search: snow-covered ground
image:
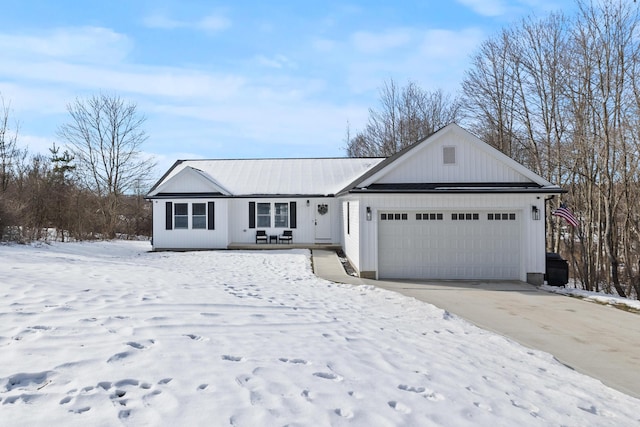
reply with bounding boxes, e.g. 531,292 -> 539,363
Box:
1,241 -> 638,426
542,284 -> 640,313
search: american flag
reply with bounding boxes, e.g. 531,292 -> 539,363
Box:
552,204 -> 579,227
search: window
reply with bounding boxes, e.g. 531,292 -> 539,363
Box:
453,212 -> 479,221
174,203 -> 188,229
192,203 -> 206,229
347,202 -> 351,234
257,203 -> 271,227
443,146 -> 456,165
488,213 -> 517,221
251,202 -> 296,229
380,212 -> 408,221
274,203 -> 289,228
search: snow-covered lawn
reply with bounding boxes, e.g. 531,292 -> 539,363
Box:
542,284 -> 640,313
1,241 -> 638,426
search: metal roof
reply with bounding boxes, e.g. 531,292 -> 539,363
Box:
148,158 -> 385,197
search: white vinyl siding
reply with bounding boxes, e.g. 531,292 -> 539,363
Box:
374,128 -> 532,184
152,199 -> 228,250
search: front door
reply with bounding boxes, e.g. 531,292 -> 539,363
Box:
315,203 -> 331,241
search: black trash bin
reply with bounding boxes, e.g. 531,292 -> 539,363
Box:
545,252 -> 568,286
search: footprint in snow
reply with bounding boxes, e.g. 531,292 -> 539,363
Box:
5,371 -> 53,391
98,381 -> 112,390
184,334 -> 205,341
398,384 -> 426,393
115,379 -> 139,387
388,400 -> 411,414
279,357 -> 309,365
126,341 -> 145,350
313,372 -> 343,381
474,401 -> 493,411
222,355 -> 243,362
335,408 -> 354,418
425,391 -> 445,401
107,351 -> 132,363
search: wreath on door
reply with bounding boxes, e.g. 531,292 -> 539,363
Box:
317,204 -> 328,215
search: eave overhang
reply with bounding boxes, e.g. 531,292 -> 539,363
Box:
348,182 -> 565,194
145,193 -> 336,200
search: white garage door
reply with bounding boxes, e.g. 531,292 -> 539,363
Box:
378,211 -> 521,280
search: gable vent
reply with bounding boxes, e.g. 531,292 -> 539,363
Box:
443,146 -> 456,165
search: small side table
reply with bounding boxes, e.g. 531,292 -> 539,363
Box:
269,235 -> 278,244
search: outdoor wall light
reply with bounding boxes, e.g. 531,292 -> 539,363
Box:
366,206 -> 372,221
306,200 -> 310,206
532,205 -> 540,220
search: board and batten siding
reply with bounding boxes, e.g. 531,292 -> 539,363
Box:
354,193 -> 548,281
342,199 -> 361,274
227,198 -> 343,245
376,131 -> 531,184
151,198 -> 229,250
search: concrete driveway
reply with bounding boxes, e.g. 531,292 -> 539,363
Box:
312,250 -> 640,399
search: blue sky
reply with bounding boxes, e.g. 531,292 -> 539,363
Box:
1,0 -> 576,176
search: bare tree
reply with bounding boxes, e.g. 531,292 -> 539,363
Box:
462,0 -> 640,298
346,79 -> 462,157
0,95 -> 26,240
58,94 -> 156,238
0,96 -> 22,193
462,29 -> 519,159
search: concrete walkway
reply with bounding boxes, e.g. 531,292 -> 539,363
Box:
311,249 -> 640,399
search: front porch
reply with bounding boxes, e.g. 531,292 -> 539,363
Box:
227,242 -> 342,251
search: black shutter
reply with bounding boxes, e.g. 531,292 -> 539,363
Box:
290,201 -> 297,228
249,202 -> 256,228
165,202 -> 173,230
207,202 -> 215,230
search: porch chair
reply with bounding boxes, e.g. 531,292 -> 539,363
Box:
279,230 -> 293,244
256,230 -> 268,244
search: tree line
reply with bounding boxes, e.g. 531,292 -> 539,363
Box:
346,0 -> 640,299
0,94 -> 155,243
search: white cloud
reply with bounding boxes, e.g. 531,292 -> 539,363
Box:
142,14 -> 183,30
419,28 -> 484,60
351,29 -> 413,54
18,133 -> 56,156
197,14 -> 232,32
254,54 -> 297,69
0,27 -> 132,63
0,57 -> 246,101
142,12 -> 231,33
456,0 -> 508,17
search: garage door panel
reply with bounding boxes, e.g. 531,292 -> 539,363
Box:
379,211 -> 521,280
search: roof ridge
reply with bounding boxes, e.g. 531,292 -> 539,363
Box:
178,157 -> 385,162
